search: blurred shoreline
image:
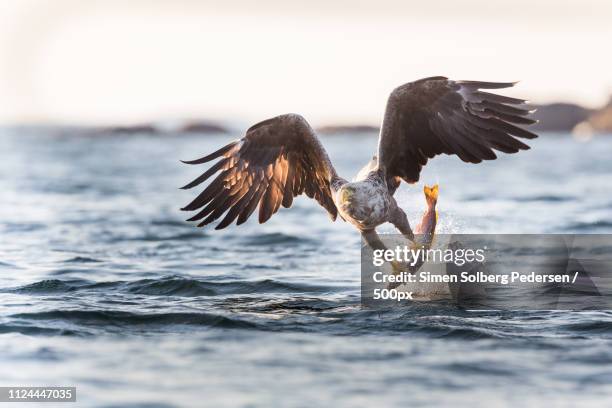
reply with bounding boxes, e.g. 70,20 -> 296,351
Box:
316,97 -> 612,137
2,97 -> 612,138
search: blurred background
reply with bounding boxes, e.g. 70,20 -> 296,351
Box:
1,1 -> 612,407
1,0 -> 612,134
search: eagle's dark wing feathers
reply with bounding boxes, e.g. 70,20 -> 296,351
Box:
181,114 -> 338,229
378,76 -> 537,186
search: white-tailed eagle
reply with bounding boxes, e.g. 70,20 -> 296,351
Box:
180,76 -> 537,256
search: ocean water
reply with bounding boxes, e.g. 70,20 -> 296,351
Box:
1,128 -> 612,407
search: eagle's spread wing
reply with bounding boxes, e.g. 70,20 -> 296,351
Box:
378,76 -> 537,187
181,114 -> 338,229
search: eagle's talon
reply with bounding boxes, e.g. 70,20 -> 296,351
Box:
391,260 -> 406,275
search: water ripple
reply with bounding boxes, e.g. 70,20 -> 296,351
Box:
10,310 -> 259,330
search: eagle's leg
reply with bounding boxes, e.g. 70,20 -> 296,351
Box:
388,206 -> 415,243
361,228 -> 387,251
361,229 -> 405,276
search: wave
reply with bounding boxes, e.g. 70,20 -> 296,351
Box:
563,220 -> 612,232
2,222 -> 46,233
514,195 -> 575,203
240,233 -> 313,246
0,323 -> 84,336
10,310 -> 259,330
463,194 -> 575,203
64,256 -> 103,263
8,279 -> 90,294
439,361 -> 518,376
121,231 -> 206,242
462,194 -> 488,202
7,276 -> 342,297
149,219 -> 188,227
50,268 -> 95,276
559,320 -> 612,335
126,277 -> 340,296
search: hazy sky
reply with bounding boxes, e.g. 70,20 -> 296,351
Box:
1,0 -> 611,125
